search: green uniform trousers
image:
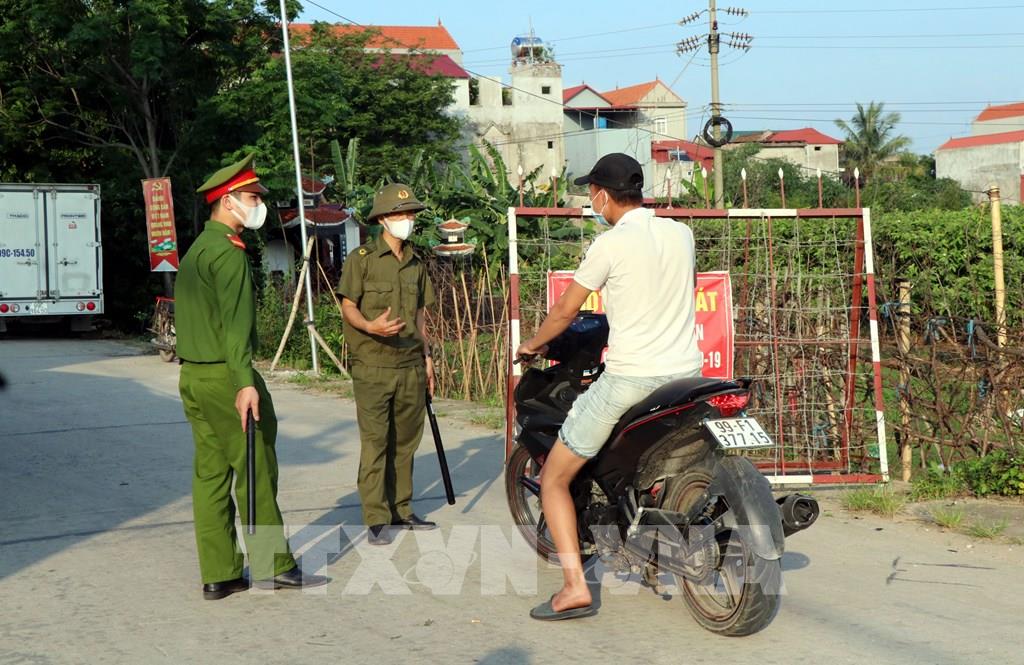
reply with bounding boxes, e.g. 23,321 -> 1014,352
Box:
351,363 -> 427,526
179,363 -> 296,584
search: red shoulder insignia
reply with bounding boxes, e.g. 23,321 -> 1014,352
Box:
226,234 -> 246,250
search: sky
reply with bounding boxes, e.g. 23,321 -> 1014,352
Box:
296,1 -> 1024,154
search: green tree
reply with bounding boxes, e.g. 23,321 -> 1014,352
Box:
0,0 -> 288,180
0,0 -> 291,324
834,101 -> 912,181
215,24 -> 463,195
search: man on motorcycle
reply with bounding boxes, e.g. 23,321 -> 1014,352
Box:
516,153 -> 703,620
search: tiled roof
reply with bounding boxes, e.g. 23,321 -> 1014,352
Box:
602,81 -> 660,106
937,130 -> 1024,150
402,54 -> 469,78
767,128 -> 842,145
563,84 -> 612,105
280,206 -> 352,225
976,102 -> 1024,123
732,128 -> 841,146
290,23 -> 460,51
652,140 -> 714,169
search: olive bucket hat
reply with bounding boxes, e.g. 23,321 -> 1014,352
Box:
366,183 -> 426,224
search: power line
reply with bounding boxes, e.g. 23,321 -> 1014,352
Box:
755,44 -> 1024,49
756,3 -> 1024,13
755,31 -> 1024,39
296,2 -> 712,143
461,22 -> 680,54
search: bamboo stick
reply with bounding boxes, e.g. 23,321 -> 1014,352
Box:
270,236 -> 315,372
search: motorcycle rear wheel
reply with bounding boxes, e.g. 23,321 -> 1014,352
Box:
663,467 -> 782,636
504,445 -> 595,565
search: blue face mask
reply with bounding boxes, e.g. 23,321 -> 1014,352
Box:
590,190 -> 610,226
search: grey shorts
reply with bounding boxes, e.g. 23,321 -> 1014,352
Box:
559,371 -> 696,459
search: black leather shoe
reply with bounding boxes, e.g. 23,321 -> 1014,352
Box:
254,566 -> 330,590
202,577 -> 248,600
367,524 -> 394,545
391,514 -> 437,530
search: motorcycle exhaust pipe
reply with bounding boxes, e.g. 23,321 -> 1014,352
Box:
777,493 -> 820,537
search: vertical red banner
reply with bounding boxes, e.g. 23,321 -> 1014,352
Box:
142,178 -> 179,272
694,271 -> 734,379
547,270 -> 734,379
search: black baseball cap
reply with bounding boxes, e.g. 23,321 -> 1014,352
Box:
573,153 -> 644,191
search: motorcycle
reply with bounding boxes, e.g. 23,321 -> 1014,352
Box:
505,313 -> 819,636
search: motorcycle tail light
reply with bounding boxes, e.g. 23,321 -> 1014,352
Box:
706,392 -> 749,417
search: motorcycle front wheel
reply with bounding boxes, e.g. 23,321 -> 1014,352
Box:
663,466 -> 782,636
504,444 -> 595,566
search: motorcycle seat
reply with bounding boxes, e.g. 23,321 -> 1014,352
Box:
609,377 -> 738,440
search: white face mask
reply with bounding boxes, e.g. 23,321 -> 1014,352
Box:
589,190 -> 610,226
228,195 -> 267,230
383,217 -> 414,241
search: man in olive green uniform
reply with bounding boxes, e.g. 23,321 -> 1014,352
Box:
337,183 -> 438,545
176,154 -> 328,599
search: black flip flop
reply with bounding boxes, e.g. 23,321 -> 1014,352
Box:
529,595 -> 597,621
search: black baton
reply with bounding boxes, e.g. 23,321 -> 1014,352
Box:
246,410 -> 256,535
426,392 -> 456,505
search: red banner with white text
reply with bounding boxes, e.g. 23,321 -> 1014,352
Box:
546,270 -> 733,379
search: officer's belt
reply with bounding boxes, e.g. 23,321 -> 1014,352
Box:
178,358 -> 227,365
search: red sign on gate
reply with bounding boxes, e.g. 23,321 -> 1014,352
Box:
142,178 -> 179,272
547,270 -> 734,379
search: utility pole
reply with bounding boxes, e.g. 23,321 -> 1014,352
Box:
987,185 -> 1007,351
708,0 -> 724,208
677,4 -> 750,209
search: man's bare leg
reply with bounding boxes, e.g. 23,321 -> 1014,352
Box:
540,440 -> 592,611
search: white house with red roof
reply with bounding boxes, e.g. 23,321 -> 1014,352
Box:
971,102 -> 1024,137
292,22 -> 568,180
937,103 -> 1024,204
562,79 -> 688,196
563,79 -> 687,140
291,21 -> 472,110
650,140 -> 715,195
726,128 -> 842,175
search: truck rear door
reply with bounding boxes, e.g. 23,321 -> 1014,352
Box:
0,186 -> 46,300
46,187 -> 102,300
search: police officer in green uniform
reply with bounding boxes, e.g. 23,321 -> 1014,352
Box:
176,154 -> 329,599
337,183 -> 438,545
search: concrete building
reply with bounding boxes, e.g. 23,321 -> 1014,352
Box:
563,80 -> 687,139
936,131 -> 1024,204
650,140 -> 715,198
563,80 -> 688,197
971,102 -> 1024,136
937,103 -> 1024,204
466,59 -> 565,182
297,22 -> 567,181
725,128 -> 842,174
291,22 -> 472,112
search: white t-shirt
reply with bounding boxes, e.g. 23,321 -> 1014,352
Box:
573,207 -> 703,377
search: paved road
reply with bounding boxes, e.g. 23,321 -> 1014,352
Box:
1,339 -> 1022,664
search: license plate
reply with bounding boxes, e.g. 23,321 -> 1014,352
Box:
705,417 -> 774,450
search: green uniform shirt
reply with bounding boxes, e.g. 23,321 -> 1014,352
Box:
175,220 -> 257,390
337,234 -> 435,368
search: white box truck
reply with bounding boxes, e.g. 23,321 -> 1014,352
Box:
0,183 -> 104,332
